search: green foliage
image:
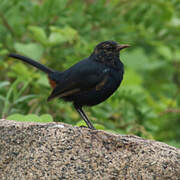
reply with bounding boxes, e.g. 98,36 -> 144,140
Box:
0,0 -> 180,147
0,79 -> 36,117
7,114 -> 53,122
76,120 -> 106,130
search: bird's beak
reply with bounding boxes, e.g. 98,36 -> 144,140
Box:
117,44 -> 130,51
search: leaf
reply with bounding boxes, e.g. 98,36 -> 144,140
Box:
8,63 -> 36,80
76,120 -> 87,127
121,48 -> 150,71
175,49 -> 180,61
48,26 -> 78,46
40,114 -> 53,122
94,123 -> 105,130
0,81 -> 10,89
48,32 -> 66,45
76,121 -> 105,130
3,79 -> 20,116
25,114 -> 41,122
7,113 -> 53,123
7,114 -> 25,122
124,68 -> 143,85
14,43 -> 44,60
14,95 -> 36,105
0,49 -> 8,55
37,74 -> 50,87
0,95 -> 6,101
170,17 -> 180,27
28,26 -> 48,46
121,68 -> 143,93
156,45 -> 172,60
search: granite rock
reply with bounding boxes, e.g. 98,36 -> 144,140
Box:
0,119 -> 179,180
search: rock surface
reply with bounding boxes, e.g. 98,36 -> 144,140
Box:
0,119 -> 179,180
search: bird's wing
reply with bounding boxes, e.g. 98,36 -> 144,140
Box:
47,60 -> 110,101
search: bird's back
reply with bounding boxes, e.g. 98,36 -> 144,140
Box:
62,58 -> 124,106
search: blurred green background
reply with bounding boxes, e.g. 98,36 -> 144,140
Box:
0,0 -> 180,147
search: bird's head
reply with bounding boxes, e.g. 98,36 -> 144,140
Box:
92,41 -> 130,66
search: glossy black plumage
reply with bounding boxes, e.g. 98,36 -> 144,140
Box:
9,41 -> 130,130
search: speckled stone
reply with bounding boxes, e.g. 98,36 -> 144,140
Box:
0,120 -> 179,180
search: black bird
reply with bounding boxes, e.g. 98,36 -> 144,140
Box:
9,41 -> 130,130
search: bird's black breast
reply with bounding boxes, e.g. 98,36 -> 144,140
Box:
62,61 -> 124,107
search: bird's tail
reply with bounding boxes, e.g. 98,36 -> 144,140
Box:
8,53 -> 54,74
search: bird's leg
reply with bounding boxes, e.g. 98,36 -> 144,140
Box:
74,104 -> 96,130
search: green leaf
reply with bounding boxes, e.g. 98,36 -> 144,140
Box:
40,114 -> 53,122
0,49 -> 8,55
7,114 -> 53,123
121,48 -> 151,71
14,43 -> 44,60
25,114 -> 41,122
94,123 -> 105,130
37,74 -> 49,87
48,26 -> 78,46
0,81 -> 10,89
7,114 -> 25,122
48,32 -> 66,45
0,95 -> 6,101
76,121 -> 105,130
76,120 -> 87,127
28,26 -> 48,46
156,45 -> 172,60
121,68 -> 143,93
170,17 -> 180,27
14,95 -> 36,105
37,74 -> 50,87
175,49 -> 180,61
